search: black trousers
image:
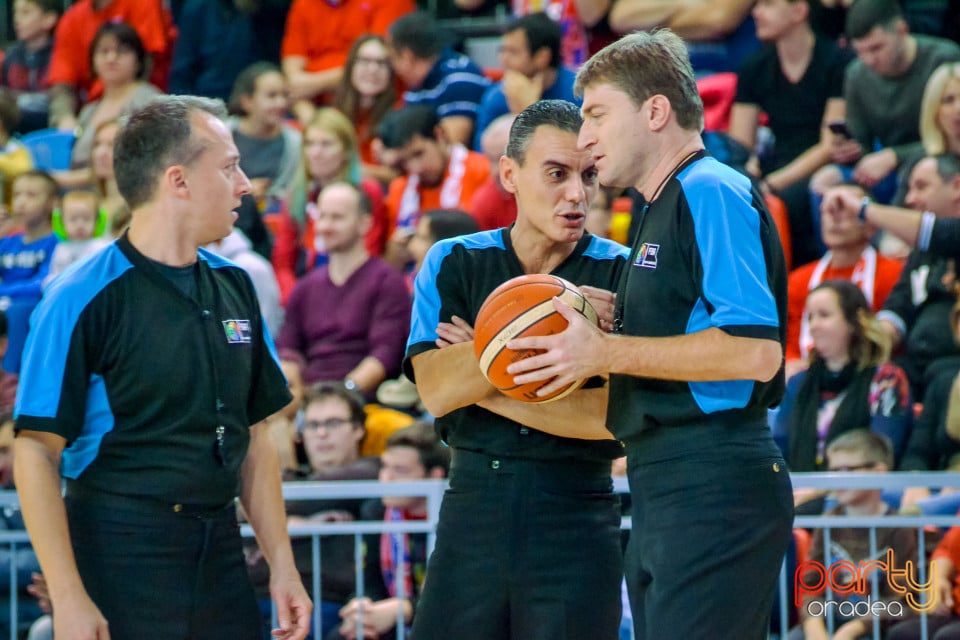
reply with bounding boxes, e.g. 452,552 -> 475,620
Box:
624,421 -> 794,640
411,449 -> 623,640
65,489 -> 262,640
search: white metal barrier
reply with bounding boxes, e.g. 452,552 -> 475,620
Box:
1,473 -> 960,640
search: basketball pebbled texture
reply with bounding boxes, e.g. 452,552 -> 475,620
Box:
474,274 -> 598,403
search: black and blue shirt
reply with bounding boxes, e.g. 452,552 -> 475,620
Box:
404,227 -> 629,462
608,153 -> 787,440
14,234 -> 291,507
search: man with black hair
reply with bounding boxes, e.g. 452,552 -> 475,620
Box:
378,105 -> 490,270
386,11 -> 491,146
473,12 -> 580,150
810,0 -> 960,205
404,99 -> 629,640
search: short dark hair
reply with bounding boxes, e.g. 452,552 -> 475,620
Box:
0,89 -> 21,135
388,11 -> 448,59
422,208 -> 479,242
13,169 -> 59,201
302,382 -> 367,428
228,61 -> 283,115
385,421 -> 450,474
377,105 -> 439,149
113,95 -> 228,210
505,99 -> 582,165
506,12 -> 562,69
89,21 -> 149,81
846,0 -> 904,39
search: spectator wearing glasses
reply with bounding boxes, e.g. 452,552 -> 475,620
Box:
793,429 -> 921,640
247,383 -> 381,638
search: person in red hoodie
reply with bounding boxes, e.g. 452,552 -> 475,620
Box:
46,0 -> 174,128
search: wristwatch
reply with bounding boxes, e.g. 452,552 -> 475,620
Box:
858,196 -> 871,223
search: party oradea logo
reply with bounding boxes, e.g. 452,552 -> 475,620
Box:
795,549 -> 939,617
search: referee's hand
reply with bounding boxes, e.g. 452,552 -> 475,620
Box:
54,590 -> 110,639
270,575 -> 312,640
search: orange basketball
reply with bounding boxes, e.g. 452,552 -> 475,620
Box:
473,274 -> 598,403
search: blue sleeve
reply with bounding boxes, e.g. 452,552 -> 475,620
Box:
406,243 -> 448,355
15,247 -> 130,435
683,162 -> 780,339
473,85 -> 508,150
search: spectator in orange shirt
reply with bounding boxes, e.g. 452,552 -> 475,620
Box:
281,0 -> 415,125
378,105 -> 489,271
785,184 -> 903,380
46,0 -> 173,129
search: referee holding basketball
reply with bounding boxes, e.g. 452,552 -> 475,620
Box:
509,32 -> 793,639
404,99 -> 629,640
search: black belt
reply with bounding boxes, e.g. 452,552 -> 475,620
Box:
65,481 -> 235,518
450,448 -> 612,486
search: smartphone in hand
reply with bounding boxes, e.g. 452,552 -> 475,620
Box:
827,120 -> 853,139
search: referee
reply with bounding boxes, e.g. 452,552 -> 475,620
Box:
13,96 -> 311,640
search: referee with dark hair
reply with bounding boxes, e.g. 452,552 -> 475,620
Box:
405,99 -> 630,640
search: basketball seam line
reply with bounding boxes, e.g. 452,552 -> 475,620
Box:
477,291 -> 586,374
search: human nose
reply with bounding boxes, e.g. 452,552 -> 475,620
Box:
236,167 -> 253,197
904,189 -> 922,210
565,178 -> 587,205
577,125 -> 595,151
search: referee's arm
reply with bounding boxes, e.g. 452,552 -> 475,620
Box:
240,422 -> 312,640
411,343 -> 495,417
14,430 -> 110,639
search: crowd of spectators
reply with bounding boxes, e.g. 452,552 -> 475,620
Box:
4,0 -> 960,637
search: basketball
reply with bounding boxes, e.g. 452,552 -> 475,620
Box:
473,274 -> 598,403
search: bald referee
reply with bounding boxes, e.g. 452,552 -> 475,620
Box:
403,99 -> 629,640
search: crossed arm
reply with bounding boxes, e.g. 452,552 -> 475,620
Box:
411,316 -> 615,440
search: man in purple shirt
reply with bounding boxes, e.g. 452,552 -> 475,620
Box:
277,182 -> 410,396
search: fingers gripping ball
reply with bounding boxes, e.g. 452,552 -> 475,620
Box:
473,274 -> 598,403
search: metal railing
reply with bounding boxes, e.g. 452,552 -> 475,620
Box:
2,473 -> 960,640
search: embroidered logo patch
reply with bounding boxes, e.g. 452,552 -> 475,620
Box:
634,243 -> 660,269
222,319 -> 252,344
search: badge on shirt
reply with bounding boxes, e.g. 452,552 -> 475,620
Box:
222,319 -> 252,344
634,243 -> 660,269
